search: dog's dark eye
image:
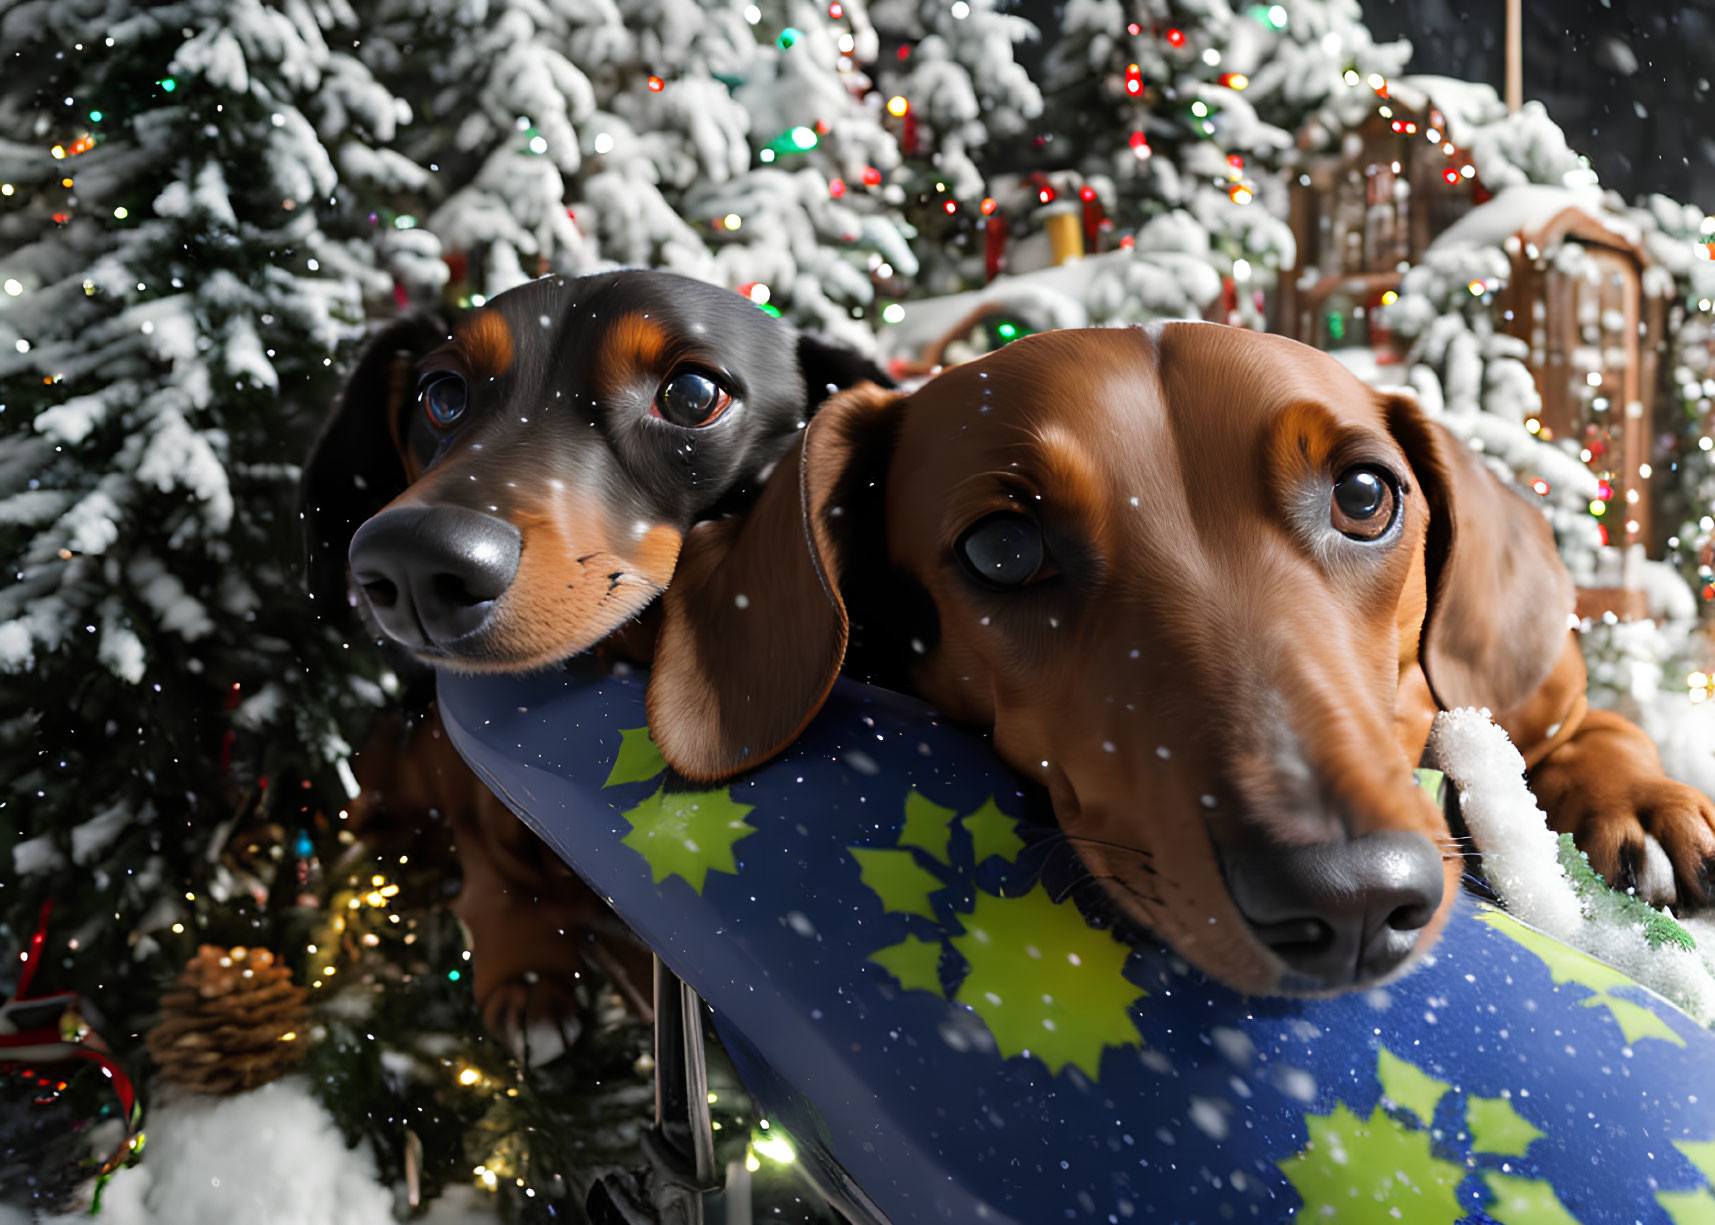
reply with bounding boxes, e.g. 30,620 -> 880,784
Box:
421,374 -> 467,429
1330,467 -> 1397,540
654,370 -> 733,428
957,513 -> 1045,587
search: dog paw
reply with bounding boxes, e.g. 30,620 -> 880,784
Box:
1561,778 -> 1715,912
481,974 -> 585,1067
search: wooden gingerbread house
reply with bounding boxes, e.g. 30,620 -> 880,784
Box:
1423,186 -> 1673,618
1279,90 -> 1481,352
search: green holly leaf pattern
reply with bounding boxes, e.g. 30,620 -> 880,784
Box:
1467,1094 -> 1544,1158
1658,1189 -> 1715,1225
1478,910 -> 1637,993
898,790 -> 956,864
949,883 -> 1143,1078
961,797 -> 1026,867
1676,1139 -> 1715,1183
1483,1171 -> 1581,1225
1413,767 -> 1446,806
1579,993 -> 1686,1048
604,726 -> 667,788
620,786 -> 755,893
851,847 -> 946,920
869,933 -> 945,994
1376,1047 -> 1448,1126
1479,909 -> 1684,1047
1278,1101 -> 1466,1224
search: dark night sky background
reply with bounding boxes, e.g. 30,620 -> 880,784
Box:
1358,0 -> 1715,209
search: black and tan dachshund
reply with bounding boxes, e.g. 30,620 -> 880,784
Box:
302,269 -> 888,1057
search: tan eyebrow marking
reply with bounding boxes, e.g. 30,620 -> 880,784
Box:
453,309 -> 515,380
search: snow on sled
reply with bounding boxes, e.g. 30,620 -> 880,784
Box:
439,663 -> 1715,1225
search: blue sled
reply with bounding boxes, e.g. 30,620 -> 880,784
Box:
440,663 -> 1715,1225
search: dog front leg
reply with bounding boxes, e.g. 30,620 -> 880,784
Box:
1507,635 -> 1715,910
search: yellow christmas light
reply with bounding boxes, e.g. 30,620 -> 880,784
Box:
886,95 -> 909,117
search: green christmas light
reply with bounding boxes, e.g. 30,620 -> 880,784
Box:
159,77 -> 176,92
996,321 -> 1019,340
763,125 -> 820,158
777,26 -> 801,49
89,109 -> 103,122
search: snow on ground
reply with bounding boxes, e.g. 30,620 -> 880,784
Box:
23,1077 -> 502,1225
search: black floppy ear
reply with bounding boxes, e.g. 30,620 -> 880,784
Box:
1383,393 -> 1575,717
647,382 -> 907,781
300,314 -> 450,619
796,331 -> 895,413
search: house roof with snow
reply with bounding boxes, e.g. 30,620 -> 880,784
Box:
1425,183 -> 1651,264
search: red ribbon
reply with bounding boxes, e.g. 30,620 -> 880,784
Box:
1,899 -> 143,1178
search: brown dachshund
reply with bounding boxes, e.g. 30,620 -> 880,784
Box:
301,270 -> 889,1052
641,323 -> 1715,996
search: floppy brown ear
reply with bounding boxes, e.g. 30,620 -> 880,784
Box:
646,382 -> 907,781
1384,394 -> 1575,716
300,314 -> 449,620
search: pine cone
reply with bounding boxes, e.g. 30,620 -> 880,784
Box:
145,945 -> 310,1095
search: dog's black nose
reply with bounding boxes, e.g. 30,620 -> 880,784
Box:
1224,830 -> 1445,990
348,506 -> 521,648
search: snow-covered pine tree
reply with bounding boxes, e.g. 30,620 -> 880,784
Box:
0,0 -> 466,1212
1627,194 -> 1715,609
353,0 -> 925,349
0,0 -> 390,981
1021,0 -> 1407,325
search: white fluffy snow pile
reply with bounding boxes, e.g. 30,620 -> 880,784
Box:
9,1077 -> 494,1225
1429,708 -> 1715,1024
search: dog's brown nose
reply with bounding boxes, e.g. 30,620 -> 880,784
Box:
349,506 -> 521,649
1222,830 -> 1445,991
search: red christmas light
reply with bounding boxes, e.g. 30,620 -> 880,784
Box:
897,44 -> 911,59
1390,120 -> 1403,132
861,165 -> 882,186
1119,234 -> 1136,250
1531,479 -> 1550,496
829,177 -> 847,198
980,197 -> 998,215
1443,168 -> 1460,184
1227,153 -> 1244,169
1127,21 -> 1140,35
1129,131 -> 1149,149
1079,185 -> 1096,202
1166,27 -> 1185,47
829,1 -> 843,15
943,199 -> 957,214
1597,479 -> 1613,501
1038,187 -> 1054,204
647,75 -> 664,92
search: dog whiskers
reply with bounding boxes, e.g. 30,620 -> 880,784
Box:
1086,872 -> 1163,910
1056,831 -> 1159,874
